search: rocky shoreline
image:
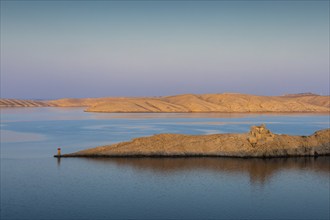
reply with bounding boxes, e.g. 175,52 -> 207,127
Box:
56,125 -> 330,158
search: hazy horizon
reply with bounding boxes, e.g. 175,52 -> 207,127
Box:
1,1 -> 329,99
1,92 -> 329,101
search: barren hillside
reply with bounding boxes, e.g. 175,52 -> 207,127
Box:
50,93 -> 330,113
2,93 -> 329,112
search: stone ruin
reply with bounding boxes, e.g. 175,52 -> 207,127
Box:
248,124 -> 275,146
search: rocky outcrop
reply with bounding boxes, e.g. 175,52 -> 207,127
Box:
58,125 -> 330,158
248,124 -> 275,146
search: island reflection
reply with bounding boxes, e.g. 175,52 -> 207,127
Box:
79,157 -> 330,184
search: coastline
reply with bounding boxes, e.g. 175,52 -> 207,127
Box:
55,154 -> 330,158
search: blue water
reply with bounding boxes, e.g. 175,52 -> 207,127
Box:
1,108 -> 329,219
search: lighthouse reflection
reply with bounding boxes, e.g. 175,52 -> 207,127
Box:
57,157 -> 61,167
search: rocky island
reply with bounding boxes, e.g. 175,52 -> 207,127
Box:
56,125 -> 330,158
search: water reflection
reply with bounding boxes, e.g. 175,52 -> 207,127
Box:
57,157 -> 61,167
2,107 -> 328,122
79,157 -> 330,184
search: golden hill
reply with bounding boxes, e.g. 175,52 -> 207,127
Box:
48,93 -> 330,113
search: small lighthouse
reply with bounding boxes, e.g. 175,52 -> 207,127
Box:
57,148 -> 61,157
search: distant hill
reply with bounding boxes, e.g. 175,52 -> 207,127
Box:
283,93 -> 320,97
0,99 -> 53,107
46,93 -> 330,113
1,93 -> 329,112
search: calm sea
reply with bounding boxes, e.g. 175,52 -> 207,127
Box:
1,108 -> 329,219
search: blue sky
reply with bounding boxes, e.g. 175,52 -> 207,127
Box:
1,0 -> 329,99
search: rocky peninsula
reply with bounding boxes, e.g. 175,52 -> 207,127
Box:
57,125 -> 330,158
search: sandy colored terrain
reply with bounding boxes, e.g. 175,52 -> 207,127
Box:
48,93 -> 330,113
59,125 -> 330,158
1,93 -> 329,113
0,99 -> 53,107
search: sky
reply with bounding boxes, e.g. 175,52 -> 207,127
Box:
1,0 -> 329,99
